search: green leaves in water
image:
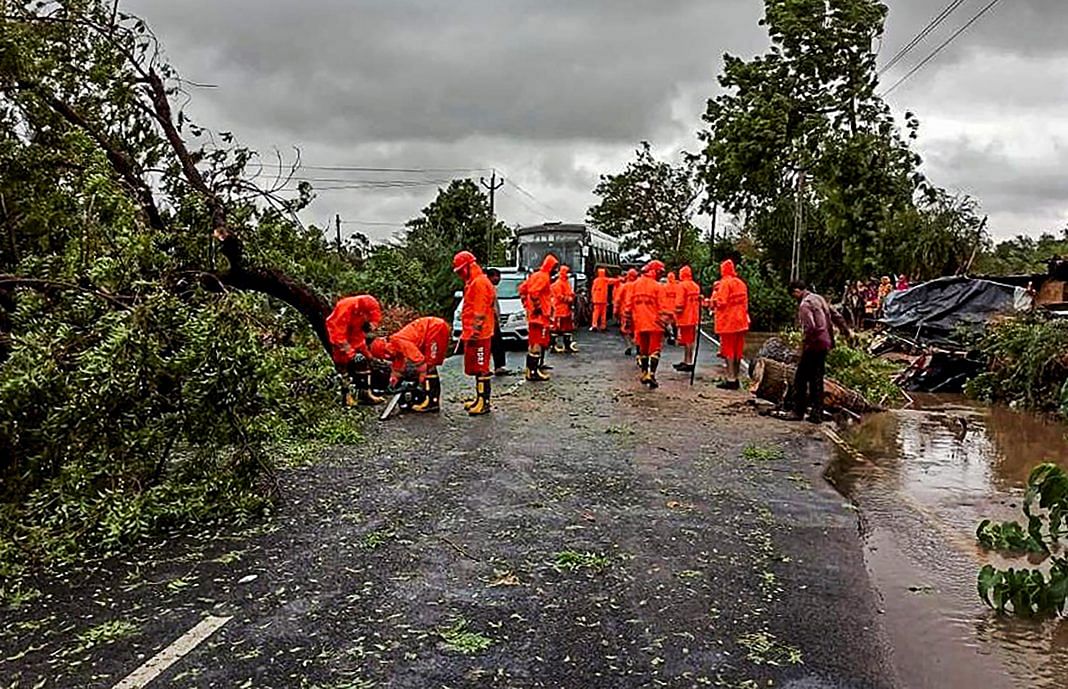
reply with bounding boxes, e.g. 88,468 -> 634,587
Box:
976,463 -> 1068,616
976,520 -> 1045,554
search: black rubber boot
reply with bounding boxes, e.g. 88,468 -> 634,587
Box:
468,376 -> 492,415
640,356 -> 651,386
526,354 -> 550,381
412,374 -> 440,413
565,334 -> 579,353
355,371 -> 384,406
648,355 -> 660,389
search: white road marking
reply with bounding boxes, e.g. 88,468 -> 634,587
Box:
113,615 -> 232,689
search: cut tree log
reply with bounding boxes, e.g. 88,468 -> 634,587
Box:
749,357 -> 884,414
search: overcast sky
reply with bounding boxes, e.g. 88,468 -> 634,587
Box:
124,0 -> 1067,243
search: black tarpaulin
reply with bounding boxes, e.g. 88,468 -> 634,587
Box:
880,276 -> 1030,346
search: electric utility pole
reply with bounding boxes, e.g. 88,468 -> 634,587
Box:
335,214 -> 343,254
790,172 -> 806,283
480,170 -> 504,263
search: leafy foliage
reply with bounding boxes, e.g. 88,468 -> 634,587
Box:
976,229 -> 1068,276
0,1 -> 374,599
977,464 -> 1068,616
438,618 -> 495,655
588,142 -> 702,266
825,344 -> 905,406
965,315 -> 1068,418
550,550 -> 612,573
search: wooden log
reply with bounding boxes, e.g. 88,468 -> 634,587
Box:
749,357 -> 884,414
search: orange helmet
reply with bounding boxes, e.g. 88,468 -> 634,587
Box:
452,251 -> 477,273
645,260 -> 665,276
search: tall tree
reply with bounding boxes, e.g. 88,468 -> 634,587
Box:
697,0 -> 923,286
588,141 -> 701,267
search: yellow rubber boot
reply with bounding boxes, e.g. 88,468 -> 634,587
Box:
468,376 -> 492,416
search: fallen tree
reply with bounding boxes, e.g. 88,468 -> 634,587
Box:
749,358 -> 885,415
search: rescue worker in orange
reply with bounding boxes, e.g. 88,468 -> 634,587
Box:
673,265 -> 702,373
368,316 -> 450,413
518,253 -> 558,381
628,260 -> 671,389
326,294 -> 384,406
711,259 -> 750,390
551,265 -> 579,353
615,268 -> 638,356
662,271 -> 680,345
453,251 -> 496,415
589,267 -> 612,332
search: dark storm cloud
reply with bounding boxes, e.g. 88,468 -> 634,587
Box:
124,0 -> 1068,240
128,0 -> 764,144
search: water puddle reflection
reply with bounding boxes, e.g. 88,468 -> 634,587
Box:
829,397 -> 1068,688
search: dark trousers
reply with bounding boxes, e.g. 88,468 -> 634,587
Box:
492,325 -> 506,370
794,348 -> 828,418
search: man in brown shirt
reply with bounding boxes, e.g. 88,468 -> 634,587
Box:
789,280 -> 851,423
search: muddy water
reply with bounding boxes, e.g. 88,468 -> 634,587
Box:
829,397 -> 1068,689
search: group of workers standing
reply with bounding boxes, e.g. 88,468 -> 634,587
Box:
323,250 -> 844,423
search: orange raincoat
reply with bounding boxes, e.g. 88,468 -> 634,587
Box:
615,269 -> 638,331
519,254 -> 558,328
675,266 -> 702,327
551,265 -> 575,321
326,294 -> 382,364
591,268 -> 610,305
712,259 -> 749,335
629,267 -> 669,334
460,264 -> 496,341
371,316 -> 450,384
661,272 -> 679,322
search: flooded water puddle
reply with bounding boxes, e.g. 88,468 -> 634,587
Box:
828,397 -> 1068,688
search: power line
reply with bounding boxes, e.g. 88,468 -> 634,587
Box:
259,163 -> 489,173
497,186 -> 553,220
504,178 -> 565,218
879,0 -> 969,76
881,0 -> 1005,98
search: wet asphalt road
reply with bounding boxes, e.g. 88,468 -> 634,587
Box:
2,332 -> 897,689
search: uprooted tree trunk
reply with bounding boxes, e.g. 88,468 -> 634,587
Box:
750,357 -> 884,414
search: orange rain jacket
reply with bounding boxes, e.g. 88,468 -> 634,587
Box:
615,269 -> 638,322
712,259 -> 750,335
591,268 -> 611,305
374,316 -> 450,383
675,266 -> 702,327
460,264 -> 496,341
519,254 -> 558,328
551,265 -> 575,319
326,294 -> 382,364
629,266 -> 670,334
661,272 -> 679,321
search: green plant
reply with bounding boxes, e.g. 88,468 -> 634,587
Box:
976,464 -> 1068,616
741,444 -> 784,462
737,631 -> 803,667
965,316 -> 1068,419
825,345 -> 905,406
550,550 -> 612,573
438,617 -> 494,655
77,619 -> 140,648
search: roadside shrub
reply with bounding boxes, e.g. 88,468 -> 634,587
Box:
0,289 -> 352,585
965,315 -> 1068,418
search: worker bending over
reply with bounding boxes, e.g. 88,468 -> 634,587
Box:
326,294 -> 384,406
369,316 -> 450,414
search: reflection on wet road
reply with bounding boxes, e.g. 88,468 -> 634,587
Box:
829,397 -> 1068,689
